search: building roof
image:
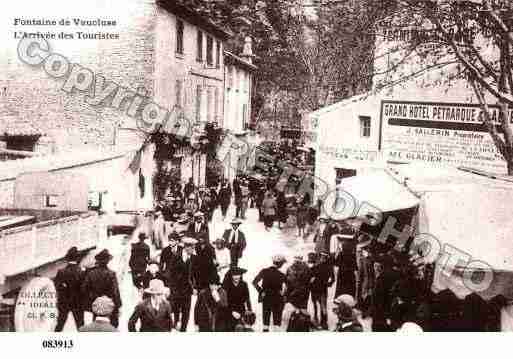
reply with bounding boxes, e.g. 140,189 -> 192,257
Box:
0,104 -> 43,137
157,0 -> 232,40
0,147 -> 135,182
224,51 -> 257,72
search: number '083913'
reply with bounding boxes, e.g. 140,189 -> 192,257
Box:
42,340 -> 74,349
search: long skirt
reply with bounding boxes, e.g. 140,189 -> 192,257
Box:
335,270 -> 356,298
264,215 -> 274,228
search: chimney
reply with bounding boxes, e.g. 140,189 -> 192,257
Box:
241,36 -> 254,64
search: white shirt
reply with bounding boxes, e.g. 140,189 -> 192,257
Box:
215,248 -> 231,278
229,229 -> 239,244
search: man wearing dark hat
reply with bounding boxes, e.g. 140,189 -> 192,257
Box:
162,235 -> 195,332
253,255 -> 288,332
79,296 -> 117,332
54,246 -> 85,331
309,251 -> 335,329
129,232 -> 151,289
128,279 -> 174,332
222,267 -> 252,331
194,272 -> 230,331
218,180 -> 232,221
370,254 -> 395,332
191,234 -> 217,291
81,249 -> 122,328
222,218 -> 247,267
313,215 -> 338,254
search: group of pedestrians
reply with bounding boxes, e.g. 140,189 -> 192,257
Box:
54,246 -> 122,332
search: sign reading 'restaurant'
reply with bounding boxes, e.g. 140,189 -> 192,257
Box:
380,100 -> 508,173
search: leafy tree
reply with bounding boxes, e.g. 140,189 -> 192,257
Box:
370,0 -> 513,174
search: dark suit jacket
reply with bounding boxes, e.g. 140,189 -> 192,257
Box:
187,222 -> 210,241
81,265 -> 122,311
194,288 -> 231,331
54,263 -> 85,310
222,229 -> 246,259
79,319 -> 118,332
128,299 -> 173,332
129,242 -> 150,272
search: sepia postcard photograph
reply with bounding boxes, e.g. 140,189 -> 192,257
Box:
1,1 -> 513,354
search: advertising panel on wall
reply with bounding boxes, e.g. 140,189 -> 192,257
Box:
380,100 -> 509,174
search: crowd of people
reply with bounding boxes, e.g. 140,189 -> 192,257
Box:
53,150 -> 434,333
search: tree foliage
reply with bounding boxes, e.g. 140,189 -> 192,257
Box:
372,0 -> 513,174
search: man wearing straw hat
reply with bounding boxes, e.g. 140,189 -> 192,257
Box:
128,279 -> 174,332
222,218 -> 247,267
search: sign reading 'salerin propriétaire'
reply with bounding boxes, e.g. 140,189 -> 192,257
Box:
380,100 -> 509,174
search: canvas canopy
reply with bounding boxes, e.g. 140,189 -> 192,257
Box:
392,164 -> 513,301
330,169 -> 420,220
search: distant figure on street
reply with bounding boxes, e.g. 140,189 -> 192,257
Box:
239,180 -> 250,219
78,296 -> 118,332
81,249 -> 122,328
129,233 -> 150,289
233,176 -> 242,218
276,191 -> 288,229
218,181 -> 232,221
253,255 -> 288,332
54,247 -> 85,331
222,218 -> 247,267
128,279 -> 174,332
261,191 -> 277,230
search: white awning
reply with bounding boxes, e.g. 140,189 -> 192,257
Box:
332,169 -> 420,219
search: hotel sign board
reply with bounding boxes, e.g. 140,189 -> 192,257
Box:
380,100 -> 508,173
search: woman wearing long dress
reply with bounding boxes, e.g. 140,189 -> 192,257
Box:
334,240 -> 358,298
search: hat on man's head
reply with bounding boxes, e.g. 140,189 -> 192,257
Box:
230,218 -> 242,225
208,272 -> 221,285
95,249 -> 113,263
334,294 -> 356,308
144,279 -> 168,295
194,211 -> 204,218
182,237 -> 198,246
64,246 -> 80,262
178,213 -> 189,223
138,232 -> 147,241
230,267 -> 248,276
272,254 -> 286,264
92,296 -> 115,316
